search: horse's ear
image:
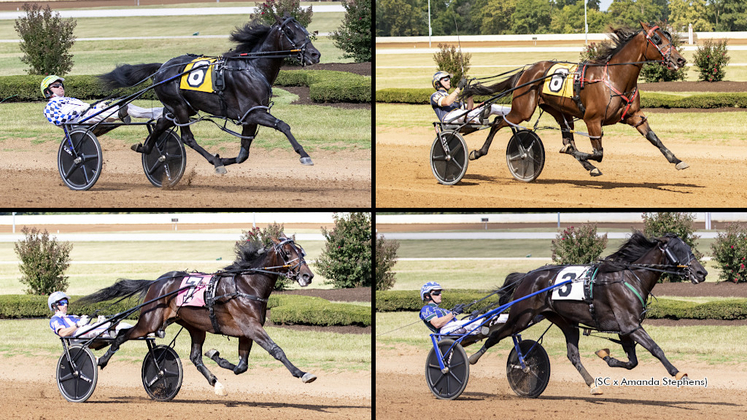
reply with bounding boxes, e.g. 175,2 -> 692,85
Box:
640,22 -> 650,31
273,13 -> 282,24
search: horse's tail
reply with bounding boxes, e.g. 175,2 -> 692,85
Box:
99,63 -> 163,89
464,70 -> 524,97
78,279 -> 156,305
498,272 -> 526,306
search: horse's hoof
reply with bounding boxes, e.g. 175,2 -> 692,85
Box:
300,156 -> 314,166
214,165 -> 227,175
595,348 -> 610,359
469,150 -> 479,161
675,161 -> 689,170
675,371 -> 688,380
590,168 -> 603,177
97,358 -> 108,369
301,372 -> 317,383
214,381 -> 228,396
590,386 -> 604,395
468,348 -> 485,365
559,144 -> 572,154
130,143 -> 143,153
205,349 -> 219,359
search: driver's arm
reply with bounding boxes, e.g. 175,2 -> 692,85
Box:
429,312 -> 456,329
57,325 -> 78,337
438,88 -> 462,107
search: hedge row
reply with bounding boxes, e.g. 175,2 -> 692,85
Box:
375,88 -> 747,109
0,294 -> 371,327
0,70 -> 371,104
376,290 -> 747,320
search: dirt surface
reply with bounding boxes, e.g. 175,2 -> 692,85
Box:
376,345 -> 747,420
376,110 -> 747,207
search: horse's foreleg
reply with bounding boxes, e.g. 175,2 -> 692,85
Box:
630,327 -> 686,379
596,334 -> 638,370
626,112 -> 688,170
249,111 -> 313,166
178,125 -> 228,175
217,125 -> 256,167
251,327 -> 316,383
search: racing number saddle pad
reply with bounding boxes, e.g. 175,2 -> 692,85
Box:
180,57 -> 218,93
551,265 -> 594,301
542,63 -> 578,99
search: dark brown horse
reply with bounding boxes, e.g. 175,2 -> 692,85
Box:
468,233 -> 707,395
463,23 -> 687,176
80,236 -> 315,396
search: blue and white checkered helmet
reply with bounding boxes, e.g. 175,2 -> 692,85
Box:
420,281 -> 443,301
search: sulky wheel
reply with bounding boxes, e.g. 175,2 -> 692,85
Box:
142,128 -> 186,188
505,130 -> 545,182
425,339 -> 469,400
56,345 -> 98,403
431,131 -> 468,185
142,345 -> 183,402
506,339 -> 551,398
58,128 -> 103,191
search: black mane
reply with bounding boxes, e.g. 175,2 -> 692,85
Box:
588,27 -> 641,64
228,20 -> 272,54
599,231 -> 659,272
224,241 -> 268,271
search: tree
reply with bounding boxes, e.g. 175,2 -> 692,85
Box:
14,227 -> 72,295
376,0 -> 427,36
551,224 -> 608,265
375,235 -> 399,291
512,0 -> 552,34
471,0 -> 517,35
316,213 -> 372,288
607,0 -> 664,28
433,43 -> 471,84
550,1 -> 610,33
331,0 -> 371,63
14,3 -> 76,76
717,0 -> 747,31
669,0 -> 713,32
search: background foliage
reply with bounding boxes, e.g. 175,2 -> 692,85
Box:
711,223 -> 747,283
14,3 -> 76,76
14,227 -> 72,295
551,224 -> 609,265
316,213 -> 372,289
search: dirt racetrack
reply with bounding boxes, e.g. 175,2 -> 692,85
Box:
376,112 -> 747,207
376,345 -> 747,419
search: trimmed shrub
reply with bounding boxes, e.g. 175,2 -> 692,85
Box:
14,227 -> 72,295
376,290 -> 501,312
642,212 -> 702,282
711,223 -> 747,283
551,224 -> 608,265
433,44 -> 471,85
331,0 -> 371,63
317,213 -> 372,288
693,39 -> 730,82
236,222 -> 291,291
270,295 -> 370,326
14,4 -> 76,76
375,234 -> 399,291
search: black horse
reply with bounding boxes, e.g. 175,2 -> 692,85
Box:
469,232 -> 707,394
79,236 -> 315,396
100,14 -> 320,174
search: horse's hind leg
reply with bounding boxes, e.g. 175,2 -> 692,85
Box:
217,125 -> 256,167
629,327 -> 686,379
544,314 -> 601,394
205,337 -> 252,375
468,118 -> 508,161
596,334 -> 638,370
97,317 -> 150,368
246,111 -> 313,166
134,117 -> 175,155
625,111 -> 688,170
178,124 -> 229,174
186,327 -> 227,395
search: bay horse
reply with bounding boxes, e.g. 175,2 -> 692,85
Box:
79,236 -> 316,396
100,14 -> 320,174
468,232 -> 707,395
463,22 -> 687,176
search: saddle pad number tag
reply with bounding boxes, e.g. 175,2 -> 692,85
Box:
176,275 -> 210,307
180,57 -> 216,93
543,63 -> 578,98
552,266 -> 591,301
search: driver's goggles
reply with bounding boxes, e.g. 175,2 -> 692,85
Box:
430,290 -> 442,296
57,299 -> 69,306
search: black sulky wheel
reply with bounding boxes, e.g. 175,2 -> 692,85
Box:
425,339 -> 469,400
58,128 -> 103,191
142,128 -> 186,188
506,339 -> 551,398
431,131 -> 468,185
506,130 -> 545,182
56,345 -> 98,403
142,345 -> 183,402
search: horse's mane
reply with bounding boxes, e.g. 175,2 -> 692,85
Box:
228,20 -> 272,54
588,26 -> 641,64
223,241 -> 268,271
598,231 -> 659,272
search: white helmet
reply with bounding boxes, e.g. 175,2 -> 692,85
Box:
48,291 -> 70,311
420,281 -> 443,301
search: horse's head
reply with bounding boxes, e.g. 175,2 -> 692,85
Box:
640,22 -> 686,70
271,236 -> 314,287
273,14 -> 321,66
659,234 -> 708,284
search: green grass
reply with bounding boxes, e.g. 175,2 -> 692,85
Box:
0,319 -> 370,371
0,92 -> 371,152
376,311 -> 747,366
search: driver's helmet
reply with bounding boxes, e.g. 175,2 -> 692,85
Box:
48,291 -> 70,311
420,281 -> 443,301
41,75 -> 64,99
432,71 -> 451,90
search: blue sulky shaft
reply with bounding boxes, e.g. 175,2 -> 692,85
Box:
431,278 -> 572,372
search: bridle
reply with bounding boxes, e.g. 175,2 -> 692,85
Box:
275,16 -> 312,66
629,237 -> 697,281
272,237 -> 309,281
643,25 -> 677,70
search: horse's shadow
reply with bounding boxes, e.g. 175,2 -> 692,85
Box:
460,392 -> 740,409
534,177 -> 704,193
103,396 -> 369,413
